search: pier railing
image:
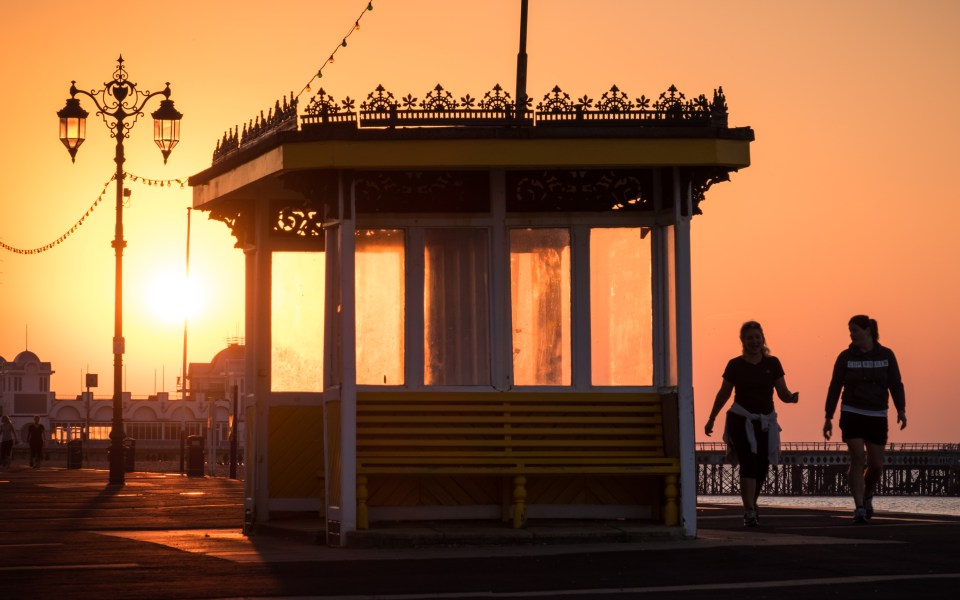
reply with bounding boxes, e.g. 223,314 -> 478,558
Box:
697,442 -> 960,496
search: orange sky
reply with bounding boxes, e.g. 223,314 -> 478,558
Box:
1,1 -> 958,442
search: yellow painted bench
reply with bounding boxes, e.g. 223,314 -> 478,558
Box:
355,391 -> 680,529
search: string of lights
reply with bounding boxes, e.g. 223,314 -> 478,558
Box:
0,171 -> 188,255
295,1 -> 375,100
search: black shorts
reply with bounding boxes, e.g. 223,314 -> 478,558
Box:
839,411 -> 888,446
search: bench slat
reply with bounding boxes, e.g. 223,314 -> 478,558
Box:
359,404 -> 661,413
359,439 -> 662,448
359,426 -> 662,435
358,465 -> 680,475
358,416 -> 662,425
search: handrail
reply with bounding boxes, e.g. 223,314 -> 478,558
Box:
697,442 -> 960,452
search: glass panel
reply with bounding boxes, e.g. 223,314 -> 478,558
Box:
590,228 -> 654,386
271,252 -> 324,392
424,229 -> 490,386
510,228 -> 571,386
356,229 -> 405,385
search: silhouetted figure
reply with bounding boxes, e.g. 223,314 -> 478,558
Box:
1,415 -> 18,467
824,315 -> 906,523
27,416 -> 45,468
705,321 -> 799,526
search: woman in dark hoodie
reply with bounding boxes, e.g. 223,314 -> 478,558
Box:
823,315 -> 906,523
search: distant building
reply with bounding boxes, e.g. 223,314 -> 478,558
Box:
0,350 -> 55,440
188,340 -> 246,406
1,344 -> 245,452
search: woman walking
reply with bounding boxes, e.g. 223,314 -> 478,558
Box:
705,321 -> 799,526
823,315 -> 906,523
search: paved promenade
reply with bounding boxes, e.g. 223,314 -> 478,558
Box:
2,465 -> 959,599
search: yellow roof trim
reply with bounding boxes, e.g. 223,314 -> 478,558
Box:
192,137 -> 750,208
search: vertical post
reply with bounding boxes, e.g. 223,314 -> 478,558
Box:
182,207 -> 191,401
229,384 -> 238,479
515,0 -> 529,122
180,207 -> 191,473
84,382 -> 90,466
108,135 -> 127,487
339,174 -> 358,541
672,168 -> 697,537
207,395 -> 215,476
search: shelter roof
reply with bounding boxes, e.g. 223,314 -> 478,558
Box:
189,83 -> 753,210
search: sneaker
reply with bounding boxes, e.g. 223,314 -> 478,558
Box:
743,509 -> 759,527
864,496 -> 874,520
853,507 -> 868,524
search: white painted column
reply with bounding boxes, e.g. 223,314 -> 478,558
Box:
672,168 -> 698,538
322,208 -> 341,542
251,197 -> 272,523
337,174 -> 358,542
571,225 -> 591,391
490,170 -> 510,390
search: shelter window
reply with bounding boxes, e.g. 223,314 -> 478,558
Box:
271,252 -> 325,392
509,228 -> 571,386
590,227 -> 654,386
356,229 -> 405,385
424,228 -> 491,386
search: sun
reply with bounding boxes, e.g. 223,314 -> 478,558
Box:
143,267 -> 207,324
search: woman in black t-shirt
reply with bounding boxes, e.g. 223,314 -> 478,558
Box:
705,321 -> 799,526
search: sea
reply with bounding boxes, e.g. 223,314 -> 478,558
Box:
698,495 -> 960,517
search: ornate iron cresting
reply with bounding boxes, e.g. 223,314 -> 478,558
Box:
212,84 -> 730,164
212,94 -> 298,162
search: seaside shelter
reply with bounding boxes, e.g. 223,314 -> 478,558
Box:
189,82 -> 753,544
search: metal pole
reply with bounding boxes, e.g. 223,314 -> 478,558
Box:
180,207 -> 191,472
84,381 -> 90,466
182,207 -> 191,401
108,135 -> 127,487
208,395 -> 215,476
515,0 -> 529,122
229,384 -> 238,479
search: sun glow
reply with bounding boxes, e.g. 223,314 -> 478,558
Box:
143,268 -> 206,324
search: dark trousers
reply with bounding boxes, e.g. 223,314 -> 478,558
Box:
0,440 -> 13,465
30,444 -> 43,467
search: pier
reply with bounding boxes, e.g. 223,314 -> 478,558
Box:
697,442 -> 960,496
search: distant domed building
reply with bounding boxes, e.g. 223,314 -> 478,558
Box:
1,344 -> 245,463
0,349 -> 54,439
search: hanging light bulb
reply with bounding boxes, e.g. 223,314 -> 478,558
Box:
306,84 -> 312,93
367,2 -> 373,10
355,21 -> 361,30
329,55 -> 335,63
342,39 -> 348,47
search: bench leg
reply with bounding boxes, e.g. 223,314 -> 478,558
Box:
512,475 -> 527,529
663,474 -> 679,526
357,474 -> 369,530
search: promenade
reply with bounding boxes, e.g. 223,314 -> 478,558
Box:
2,465 -> 960,599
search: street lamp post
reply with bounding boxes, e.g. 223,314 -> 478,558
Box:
57,56 -> 182,487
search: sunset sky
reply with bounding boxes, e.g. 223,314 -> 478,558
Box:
1,0 -> 958,442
